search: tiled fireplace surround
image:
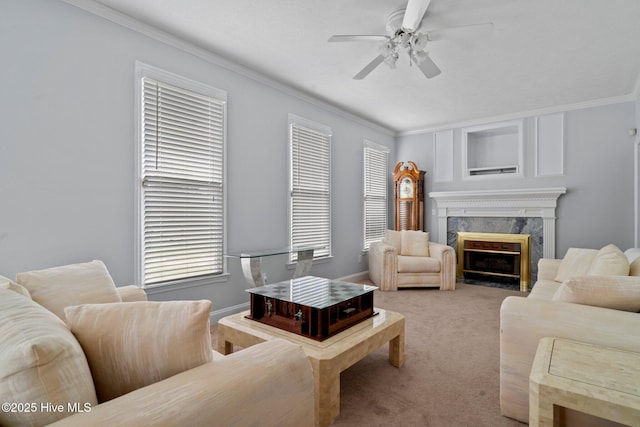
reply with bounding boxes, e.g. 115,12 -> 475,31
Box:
429,188 -> 567,283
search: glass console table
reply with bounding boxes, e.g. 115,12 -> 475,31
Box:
225,246 -> 323,286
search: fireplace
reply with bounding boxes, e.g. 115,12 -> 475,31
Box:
429,188 -> 567,286
456,232 -> 530,292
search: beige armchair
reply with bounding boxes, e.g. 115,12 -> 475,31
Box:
368,229 -> 456,291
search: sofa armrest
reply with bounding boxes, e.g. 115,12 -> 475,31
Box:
49,339 -> 314,427
428,242 -> 457,290
368,241 -> 398,291
116,285 -> 147,302
499,296 -> 640,422
537,258 -> 562,281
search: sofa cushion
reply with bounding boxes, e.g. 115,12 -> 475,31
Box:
397,255 -> 440,273
65,300 -> 214,402
586,244 -> 630,276
0,289 -> 98,427
554,248 -> 598,282
552,275 -> 640,312
16,260 -> 122,320
0,275 -> 31,298
384,229 -> 402,253
627,247 -> 640,276
400,230 -> 430,257
630,257 -> 640,277
527,279 -> 562,301
624,248 -> 640,264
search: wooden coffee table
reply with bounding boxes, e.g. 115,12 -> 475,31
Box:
217,308 -> 405,426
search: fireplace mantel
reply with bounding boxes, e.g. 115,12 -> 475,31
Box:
429,187 -> 567,258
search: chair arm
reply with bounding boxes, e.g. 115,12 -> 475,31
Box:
116,285 -> 147,302
537,258 -> 562,281
499,296 -> 640,422
368,241 -> 398,291
428,242 -> 457,290
49,339 -> 314,427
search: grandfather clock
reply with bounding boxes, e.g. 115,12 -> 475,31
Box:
394,161 -> 425,231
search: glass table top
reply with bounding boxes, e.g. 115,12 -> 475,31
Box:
225,245 -> 325,259
245,276 -> 378,309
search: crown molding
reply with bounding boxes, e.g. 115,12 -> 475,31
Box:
61,0 -> 396,137
400,94 -> 637,137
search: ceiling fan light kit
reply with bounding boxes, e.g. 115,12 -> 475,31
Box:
376,28 -> 432,71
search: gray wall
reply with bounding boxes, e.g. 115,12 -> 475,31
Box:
0,1 -> 394,315
2,1 -> 637,318
396,102 -> 638,257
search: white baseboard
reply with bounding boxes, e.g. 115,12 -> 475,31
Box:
336,271 -> 370,283
210,301 -> 249,325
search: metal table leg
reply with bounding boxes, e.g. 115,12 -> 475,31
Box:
240,257 -> 267,286
293,249 -> 315,279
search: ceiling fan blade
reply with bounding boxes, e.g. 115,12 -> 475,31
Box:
413,54 -> 441,79
402,0 -> 431,32
426,22 -> 494,42
328,35 -> 389,43
353,55 -> 385,80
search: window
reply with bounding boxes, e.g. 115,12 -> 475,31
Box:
363,141 -> 390,251
136,63 -> 226,287
288,114 -> 331,262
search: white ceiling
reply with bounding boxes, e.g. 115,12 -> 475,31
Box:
90,0 -> 640,133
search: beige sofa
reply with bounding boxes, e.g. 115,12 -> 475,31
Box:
1,261 -> 314,427
369,229 -> 456,291
500,245 -> 640,425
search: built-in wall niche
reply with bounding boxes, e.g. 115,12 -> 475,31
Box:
462,120 -> 523,179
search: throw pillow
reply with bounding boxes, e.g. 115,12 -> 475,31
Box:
630,257 -> 640,277
626,246 -> 640,276
0,275 -> 31,299
400,230 -> 430,257
0,289 -> 98,427
554,248 -> 598,282
586,244 -> 630,276
65,300 -> 214,402
16,260 -> 122,320
552,275 -> 640,312
384,229 -> 402,253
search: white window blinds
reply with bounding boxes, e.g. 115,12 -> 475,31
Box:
363,142 -> 389,251
289,115 -> 332,261
140,73 -> 226,286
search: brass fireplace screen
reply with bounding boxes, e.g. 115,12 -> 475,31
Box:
456,232 -> 531,292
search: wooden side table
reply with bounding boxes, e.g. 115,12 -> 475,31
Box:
529,337 -> 640,426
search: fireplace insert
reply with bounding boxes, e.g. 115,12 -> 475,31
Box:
456,232 -> 530,292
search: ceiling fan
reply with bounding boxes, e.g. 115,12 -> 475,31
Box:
328,0 -> 493,80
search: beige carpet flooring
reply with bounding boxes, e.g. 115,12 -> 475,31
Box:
211,282 -> 527,427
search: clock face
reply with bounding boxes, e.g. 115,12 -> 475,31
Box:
400,177 -> 414,199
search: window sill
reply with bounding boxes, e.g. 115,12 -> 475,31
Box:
143,273 -> 230,295
286,255 -> 333,270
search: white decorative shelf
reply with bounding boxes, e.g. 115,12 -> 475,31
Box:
462,120 -> 524,180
